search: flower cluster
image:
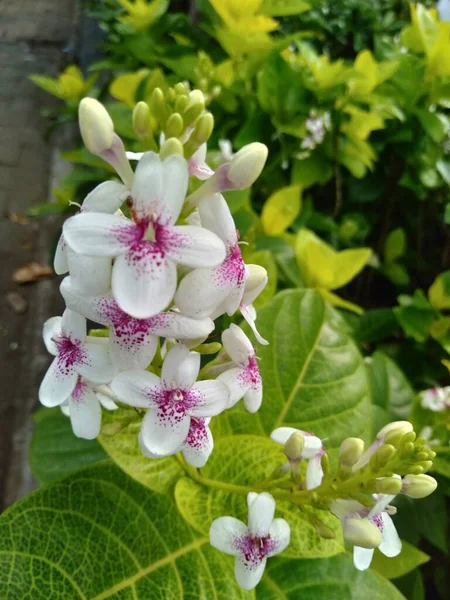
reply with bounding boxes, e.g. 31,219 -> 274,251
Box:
39,94 -> 268,469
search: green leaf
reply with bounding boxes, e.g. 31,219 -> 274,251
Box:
0,462 -> 246,599
416,489 -> 448,554
428,270 -> 450,310
432,446 -> 450,478
416,109 -> 447,143
384,228 -> 407,263
370,541 -> 429,580
247,249 -> 278,308
365,351 -> 414,422
383,263 -> 410,287
355,309 -> 398,344
174,436 -> 344,559
394,292 -> 436,343
259,0 -> 311,16
291,154 -> 333,189
30,407 -> 107,485
437,159 -> 450,185
98,407 -> 183,493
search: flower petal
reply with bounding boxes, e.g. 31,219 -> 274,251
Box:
368,490 -> 398,518
243,384 -> 263,413
97,392 -> 118,411
60,277 -> 110,325
164,225 -> 226,268
270,427 -> 299,446
140,407 -> 190,456
353,546 -> 374,571
112,245 -> 177,318
76,341 -> 114,383
63,212 -> 136,257
160,154 -> 189,223
82,181 -> 128,213
217,367 -> 250,407
306,454 -> 324,490
199,193 -> 237,245
69,380 -> 101,440
147,311 -> 214,340
182,418 -> 214,467
240,304 -> 269,346
242,269 -> 268,307
67,251 -> 112,296
209,517 -> 247,556
111,369 -> 161,408
222,324 -> 254,366
161,344 -> 200,390
54,234 -> 69,275
302,435 -> 324,459
43,316 -> 62,355
61,309 -> 86,342
110,327 -> 158,371
378,513 -> 402,558
247,492 -> 275,537
39,358 -> 78,407
131,152 -> 162,220
174,267 -> 232,319
267,519 -> 291,556
234,556 -> 267,591
189,380 -> 230,417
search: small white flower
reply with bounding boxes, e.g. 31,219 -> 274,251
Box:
63,153 -> 226,319
111,344 -> 230,458
218,325 -> 263,413
421,387 -> 449,412
39,309 -> 115,408
209,492 -> 290,590
270,427 -> 325,489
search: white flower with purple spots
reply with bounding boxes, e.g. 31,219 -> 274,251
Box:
39,309 -> 115,408
111,344 -> 230,457
209,492 -> 290,590
217,324 -> 262,413
63,152 -> 226,319
270,427 -> 325,489
60,276 -> 214,371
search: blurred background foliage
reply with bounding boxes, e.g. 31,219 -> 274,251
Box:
31,1 -> 450,596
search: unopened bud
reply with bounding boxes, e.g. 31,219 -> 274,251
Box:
377,477 -> 403,495
175,94 -> 189,114
227,143 -> 268,190
160,137 -> 184,160
79,98 -> 114,155
378,421 -> 413,447
165,113 -> 184,138
132,101 -> 151,138
184,113 -> 214,157
340,437 -> 365,467
370,444 -> 396,470
194,342 -> 222,355
283,432 -> 305,462
150,87 -> 166,125
417,460 -> 433,472
308,514 -> 336,539
344,518 -> 382,549
409,465 -> 424,475
400,442 -> 415,456
402,474 -> 437,498
245,265 -> 268,292
183,90 -> 206,125
174,82 -> 188,95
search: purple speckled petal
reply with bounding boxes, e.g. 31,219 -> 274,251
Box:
60,277 -> 112,325
63,212 -> 136,257
378,513 -> 402,558
111,369 -> 161,408
112,244 -> 177,319
54,234 -> 69,275
209,517 -> 248,556
234,556 -> 267,591
77,341 -> 114,384
181,417 -> 213,467
140,406 -> 191,457
146,311 -> 214,341
222,324 -> 254,366
110,327 -> 158,371
39,357 -> 78,407
188,380 -> 230,417
161,344 -> 200,390
164,225 -> 226,269
217,367 -> 249,408
61,309 -> 86,342
68,379 -> 101,440
243,381 -> 263,414
43,316 -> 62,356
267,519 -> 291,557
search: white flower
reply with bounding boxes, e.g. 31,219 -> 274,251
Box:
217,325 -> 262,413
270,427 -> 325,489
39,309 -> 115,408
421,387 -> 449,412
209,492 -> 290,590
111,344 -> 230,458
63,153 -> 226,319
188,143 -> 214,180
61,276 -> 214,371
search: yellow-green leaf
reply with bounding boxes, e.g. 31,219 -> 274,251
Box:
118,0 -> 169,31
295,229 -> 335,287
319,289 -> 364,315
429,270 -> 450,309
384,227 -> 407,263
261,185 -> 302,235
259,0 -> 311,16
331,248 -> 372,289
109,69 -> 150,108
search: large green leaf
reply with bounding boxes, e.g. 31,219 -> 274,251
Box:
30,407 -> 107,485
0,462 -> 246,600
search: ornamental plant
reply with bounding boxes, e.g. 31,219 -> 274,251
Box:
0,86 -> 443,599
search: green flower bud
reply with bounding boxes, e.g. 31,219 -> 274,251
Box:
400,442 -> 415,456
175,94 -> 190,114
409,465 -> 424,475
340,437 -> 365,467
344,518 -> 382,549
174,82 -> 188,95
402,474 -> 437,499
160,137 -> 184,159
283,432 -> 305,462
78,98 -> 114,155
308,514 -> 336,539
244,265 -> 267,293
415,451 -> 430,462
132,101 -> 151,139
165,113 -> 184,138
370,444 -> 396,470
321,453 -> 330,477
194,342 -> 222,355
379,421 -> 413,447
166,87 -> 176,104
183,90 -> 206,126
184,113 -> 214,157
417,460 -> 433,472
377,477 -> 403,495
149,88 -> 166,126
227,143 -> 268,190
399,431 -> 416,446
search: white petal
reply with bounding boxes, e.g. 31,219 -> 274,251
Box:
267,519 -> 291,556
39,358 -> 78,407
306,455 -> 324,490
160,154 -> 189,223
82,180 -> 128,213
353,546 -> 374,571
217,367 -> 250,407
60,401 -> 70,417
69,380 -> 101,439
61,309 -> 86,342
161,344 -> 200,389
302,435 -> 324,458
209,517 -> 247,556
189,144 -> 214,180
174,267 -> 232,319
140,407 -> 190,456
97,393 -> 118,411
164,225 -> 226,268
379,513 -> 402,557
138,430 -> 161,458
67,251 -> 112,296
242,271 -> 268,307
63,212 -> 135,257
270,427 -> 299,446
43,316 -> 62,355
76,342 -> 114,383
126,151 -> 144,161
368,492 -> 397,518
247,492 -> 275,537
110,328 -> 158,371
131,152 -> 162,220
54,234 -> 69,275
240,304 -> 269,346
235,556 -> 267,591
189,380 -> 230,417
182,418 -> 214,467
198,193 -> 237,245
111,369 -> 161,408
222,324 -> 254,365
243,384 -> 263,413
60,277 -> 109,324
147,311 -> 214,340
112,246 -> 177,318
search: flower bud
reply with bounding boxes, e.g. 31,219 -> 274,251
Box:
369,444 -> 396,470
417,460 -> 433,472
402,474 -> 437,498
283,432 -> 305,462
340,437 -> 365,467
194,342 -> 222,355
376,477 -> 403,495
245,265 -> 268,293
227,143 -> 268,190
344,518 -> 382,549
409,465 -> 424,475
183,90 -> 206,125
150,87 -> 166,125
79,98 -> 114,155
132,101 -> 151,138
165,113 -> 184,138
175,94 -> 189,114
377,421 -> 413,446
160,137 -> 184,160
308,514 -> 336,539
